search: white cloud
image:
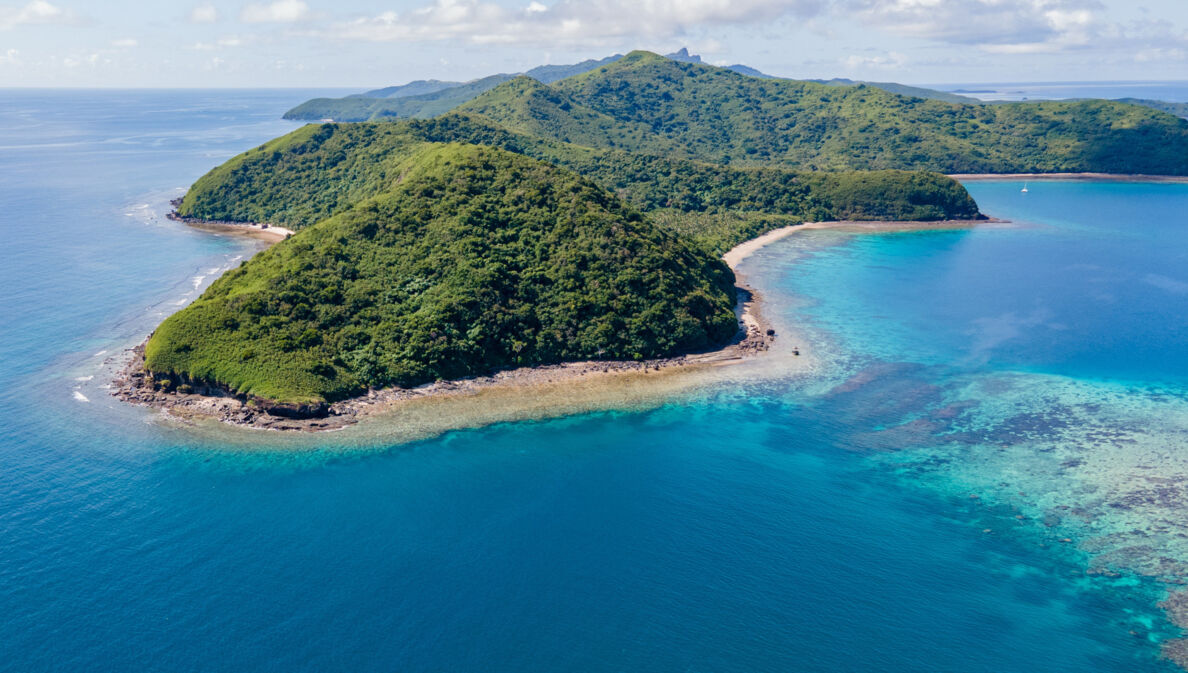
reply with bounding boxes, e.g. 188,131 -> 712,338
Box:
1134,47 -> 1187,62
189,3 -> 218,23
111,37 -> 137,48
327,0 -> 824,45
0,0 -> 76,30
0,47 -> 18,64
62,51 -> 107,68
1100,20 -> 1188,62
241,0 -> 309,23
846,0 -> 1099,53
843,50 -> 906,69
191,35 -> 250,50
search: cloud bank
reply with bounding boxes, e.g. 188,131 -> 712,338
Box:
318,0 -> 1182,61
0,0 -> 75,30
329,0 -> 825,45
241,0 -> 310,24
189,3 -> 218,24
849,0 -> 1099,53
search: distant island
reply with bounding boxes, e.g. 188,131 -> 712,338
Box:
284,48 -> 1187,128
116,50 -> 1188,430
283,49 -> 984,123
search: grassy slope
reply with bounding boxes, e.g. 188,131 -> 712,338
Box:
457,51 -> 1188,174
147,145 -> 738,403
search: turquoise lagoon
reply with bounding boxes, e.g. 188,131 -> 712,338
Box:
1,91 -> 1187,671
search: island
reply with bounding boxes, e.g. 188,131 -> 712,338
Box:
115,50 -> 1188,430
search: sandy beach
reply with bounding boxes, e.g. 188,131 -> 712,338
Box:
114,218 -> 984,435
166,207 -> 296,243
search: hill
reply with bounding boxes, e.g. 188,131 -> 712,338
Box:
283,56 -> 627,122
357,79 -> 461,99
349,57 -> 628,103
145,145 -> 739,403
526,55 -> 624,83
457,51 -> 1188,174
663,47 -> 775,79
1113,98 -> 1188,120
281,49 -> 978,123
283,74 -> 517,122
177,114 -> 981,255
813,78 -> 979,104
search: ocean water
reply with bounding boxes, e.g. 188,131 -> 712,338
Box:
931,80 -> 1188,103
1,91 -> 1186,672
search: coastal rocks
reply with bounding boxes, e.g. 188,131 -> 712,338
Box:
112,270 -> 783,433
112,344 -> 354,432
165,208 -> 295,241
111,298 -> 784,433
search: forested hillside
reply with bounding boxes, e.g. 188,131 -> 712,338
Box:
151,51 -> 1035,405
147,146 -> 739,402
179,115 -> 980,255
457,51 -> 1188,174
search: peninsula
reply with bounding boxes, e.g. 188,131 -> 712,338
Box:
115,50 -> 1188,430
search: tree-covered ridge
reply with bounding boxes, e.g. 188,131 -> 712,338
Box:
283,74 -> 519,122
1111,99 -> 1188,120
450,77 -> 664,151
359,79 -> 463,99
282,55 -> 625,122
177,114 -> 980,254
459,51 -> 1188,174
813,78 -> 979,104
146,145 -> 738,403
280,49 -> 992,123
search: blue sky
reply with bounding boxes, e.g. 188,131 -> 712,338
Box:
1,0 -> 1185,87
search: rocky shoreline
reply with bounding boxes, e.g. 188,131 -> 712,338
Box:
111,295 -> 777,431
165,199 -> 296,241
111,216 -> 994,433
113,203 -> 792,432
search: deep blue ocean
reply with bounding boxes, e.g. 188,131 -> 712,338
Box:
2,90 -> 1188,672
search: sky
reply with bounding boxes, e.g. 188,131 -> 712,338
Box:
0,0 -> 1186,87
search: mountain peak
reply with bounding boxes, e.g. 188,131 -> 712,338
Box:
666,47 -> 702,64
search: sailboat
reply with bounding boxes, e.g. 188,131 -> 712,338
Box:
1021,182 -> 1029,193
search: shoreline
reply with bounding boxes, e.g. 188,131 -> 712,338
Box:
950,172 -> 1188,183
165,203 -> 296,243
112,217 -> 984,433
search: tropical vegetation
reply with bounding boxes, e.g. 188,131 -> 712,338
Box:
148,145 -> 739,403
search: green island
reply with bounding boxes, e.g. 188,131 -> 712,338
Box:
130,50 -> 1188,415
149,144 -> 739,403
282,49 -> 984,123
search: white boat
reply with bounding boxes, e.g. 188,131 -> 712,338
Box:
1021,182 -> 1029,193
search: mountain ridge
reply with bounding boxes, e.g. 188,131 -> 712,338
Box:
282,48 -> 982,121
456,50 -> 1188,174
